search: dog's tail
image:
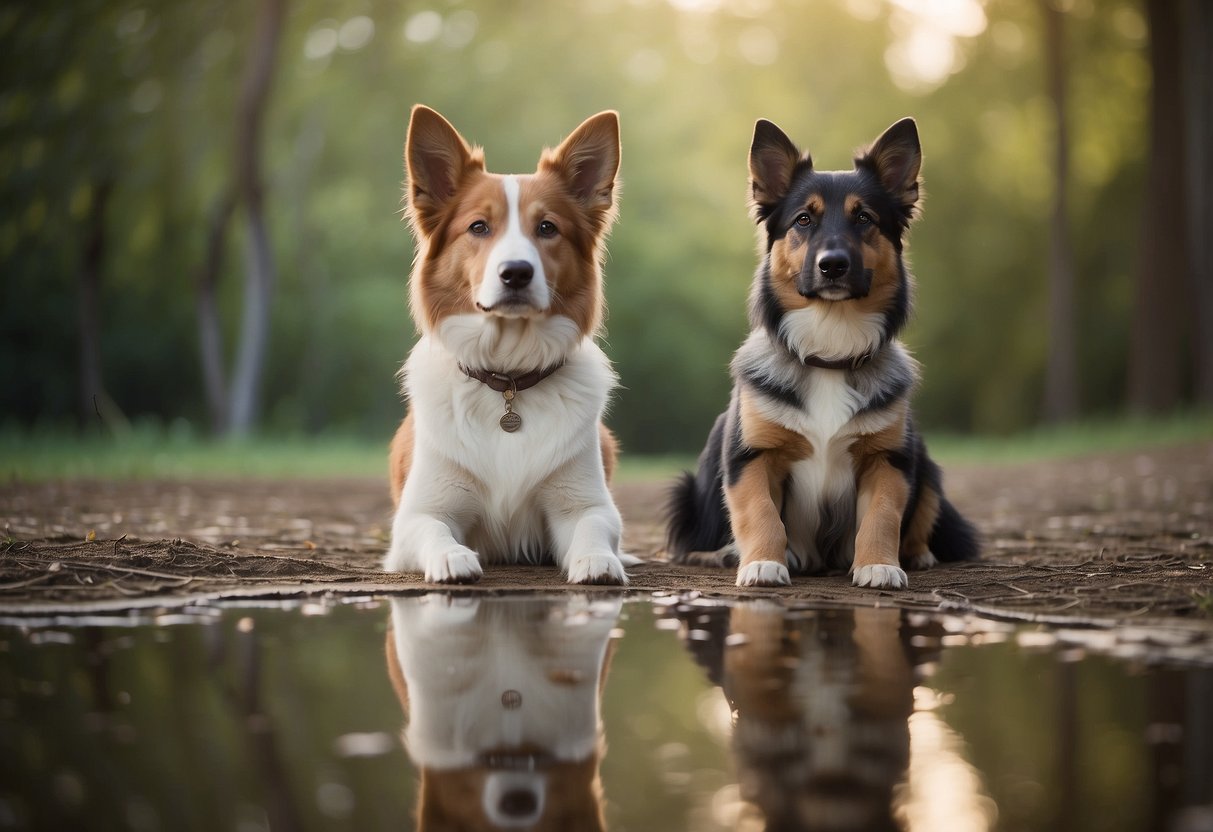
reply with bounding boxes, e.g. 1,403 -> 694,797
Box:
928,496 -> 980,562
666,413 -> 733,562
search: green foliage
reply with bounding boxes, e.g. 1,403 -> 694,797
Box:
0,0 -> 1156,452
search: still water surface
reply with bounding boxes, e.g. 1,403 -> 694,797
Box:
1,595 -> 1211,831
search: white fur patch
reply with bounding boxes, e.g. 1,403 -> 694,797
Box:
566,552 -> 627,585
435,314 -> 582,374
851,564 -> 908,589
422,547 -> 483,584
385,326 -> 625,583
777,370 -> 863,568
737,560 -> 791,587
779,303 -> 884,362
476,175 -> 551,313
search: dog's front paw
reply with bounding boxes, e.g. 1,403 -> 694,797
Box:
903,550 -> 937,571
852,564 -> 908,589
566,553 -> 627,585
424,547 -> 483,584
736,560 -> 791,587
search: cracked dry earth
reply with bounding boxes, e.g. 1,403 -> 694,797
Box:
1,442 -> 1211,636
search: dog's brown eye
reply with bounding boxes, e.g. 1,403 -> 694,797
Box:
856,212 -> 874,225
469,220 -> 490,236
537,220 -> 558,238
795,213 -> 813,228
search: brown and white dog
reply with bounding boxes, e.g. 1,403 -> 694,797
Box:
384,596 -> 619,831
384,106 -> 635,584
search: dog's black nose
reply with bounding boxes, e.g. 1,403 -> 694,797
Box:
817,251 -> 851,280
499,260 -> 534,289
499,789 -> 539,817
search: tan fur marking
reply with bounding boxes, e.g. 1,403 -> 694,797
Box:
853,457 -> 909,573
723,392 -> 816,571
850,409 -> 911,571
725,459 -> 788,570
738,391 -> 812,459
768,236 -> 810,313
389,412 -> 416,507
843,194 -> 873,218
854,230 -> 903,318
598,422 -> 618,485
518,174 -> 604,337
850,404 -> 909,471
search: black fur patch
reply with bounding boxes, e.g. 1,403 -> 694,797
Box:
754,263 -> 786,335
739,363 -> 801,409
817,492 -> 858,572
857,363 -> 914,416
667,412 -> 733,557
723,402 -> 760,488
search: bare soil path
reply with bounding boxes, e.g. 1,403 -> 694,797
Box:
2,442 -> 1211,634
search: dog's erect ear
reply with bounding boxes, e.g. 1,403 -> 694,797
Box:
405,105 -> 483,236
749,119 -> 806,219
542,111 -> 621,219
860,117 -> 921,207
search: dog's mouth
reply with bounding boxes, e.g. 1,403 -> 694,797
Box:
801,285 -> 869,302
804,287 -> 860,301
799,268 -> 874,302
475,298 -> 543,317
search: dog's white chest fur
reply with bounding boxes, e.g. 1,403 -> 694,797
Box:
402,327 -> 615,561
765,370 -> 865,570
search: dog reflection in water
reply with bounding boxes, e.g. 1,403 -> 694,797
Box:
384,596 -> 620,831
678,604 -> 916,831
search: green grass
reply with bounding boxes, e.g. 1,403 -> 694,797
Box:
1,424 -> 388,481
926,410 -> 1213,465
2,411 -> 1209,483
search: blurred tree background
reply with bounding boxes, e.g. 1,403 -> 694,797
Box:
1,0 -> 1209,455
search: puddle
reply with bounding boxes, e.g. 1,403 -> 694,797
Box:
1,595 -> 1211,831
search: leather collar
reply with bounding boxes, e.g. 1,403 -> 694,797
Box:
800,350 -> 875,371
459,362 -> 565,392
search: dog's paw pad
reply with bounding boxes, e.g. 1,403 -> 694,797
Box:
852,564 -> 908,589
903,550 -> 937,571
567,553 -> 627,585
736,560 -> 791,587
425,549 -> 483,584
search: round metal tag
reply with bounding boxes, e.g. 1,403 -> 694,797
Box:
500,411 -> 522,432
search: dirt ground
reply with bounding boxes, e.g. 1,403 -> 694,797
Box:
2,442 -> 1212,632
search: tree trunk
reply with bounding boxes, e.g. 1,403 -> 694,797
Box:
229,202 -> 276,432
1128,0 -> 1190,413
77,178 -> 123,430
196,192 -> 235,433
1042,0 -> 1079,422
1182,0 -> 1213,404
225,0 -> 285,435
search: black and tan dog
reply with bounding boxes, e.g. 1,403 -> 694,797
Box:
667,117 -> 977,588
